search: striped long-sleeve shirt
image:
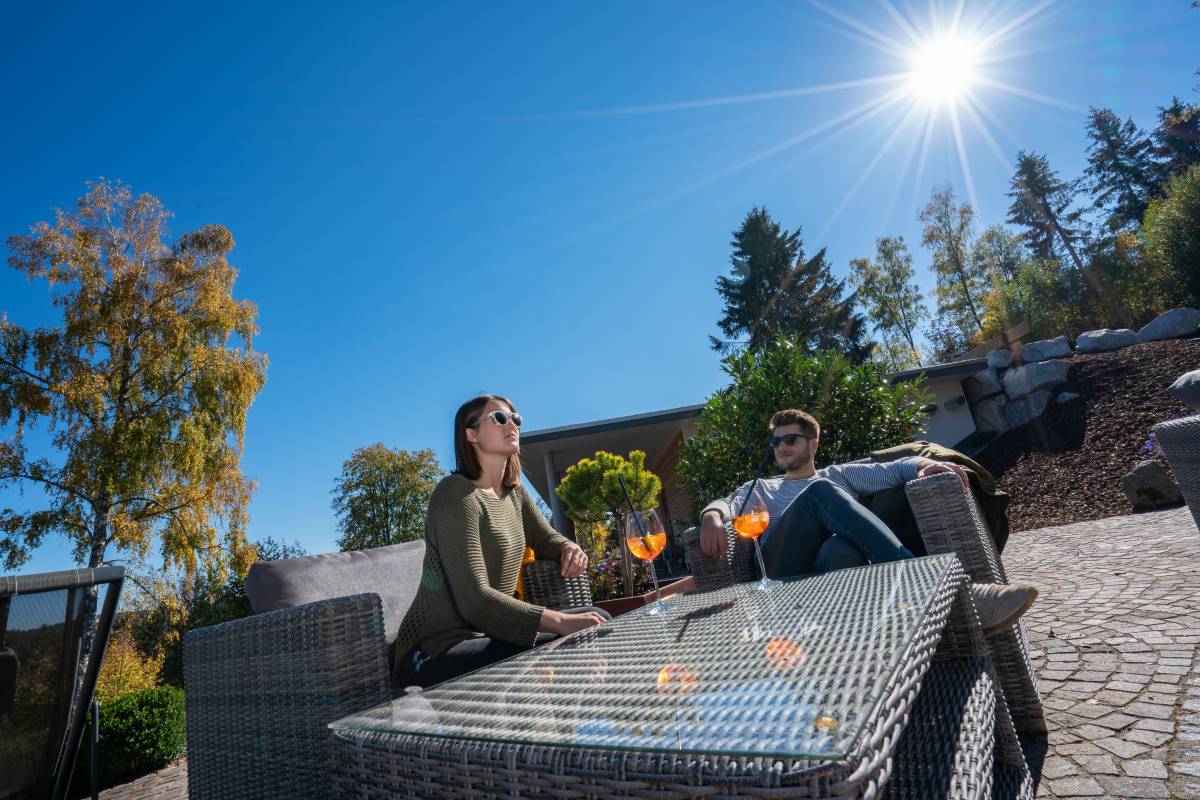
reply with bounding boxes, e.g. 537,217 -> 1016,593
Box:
701,457 -> 925,546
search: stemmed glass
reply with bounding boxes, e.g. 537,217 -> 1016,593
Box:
733,488 -> 778,591
625,508 -> 668,615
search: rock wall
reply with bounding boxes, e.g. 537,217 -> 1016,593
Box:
965,308 -> 1198,435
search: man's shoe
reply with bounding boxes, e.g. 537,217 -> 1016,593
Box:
970,582 -> 1039,638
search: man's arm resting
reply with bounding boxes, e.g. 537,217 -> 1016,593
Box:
699,509 -> 728,560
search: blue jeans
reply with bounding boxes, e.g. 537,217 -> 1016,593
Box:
759,478 -> 913,579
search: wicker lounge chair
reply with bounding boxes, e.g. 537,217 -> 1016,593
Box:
1152,414 -> 1200,529
683,471 -> 1046,734
0,566 -> 125,800
183,540 -> 589,800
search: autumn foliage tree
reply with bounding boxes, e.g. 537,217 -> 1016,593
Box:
0,180 -> 267,583
331,444 -> 443,551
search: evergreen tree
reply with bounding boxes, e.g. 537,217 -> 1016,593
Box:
1007,150 -> 1088,274
1083,107 -> 1158,233
848,236 -> 928,369
712,207 -> 871,361
1153,98 -> 1200,183
920,185 -> 987,354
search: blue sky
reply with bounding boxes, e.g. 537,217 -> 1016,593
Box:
2,1 -> 1197,574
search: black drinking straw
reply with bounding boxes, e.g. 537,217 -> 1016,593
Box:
734,447 -> 774,518
616,474 -> 647,535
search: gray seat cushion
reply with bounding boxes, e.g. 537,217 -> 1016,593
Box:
1168,369 -> 1200,412
245,539 -> 426,649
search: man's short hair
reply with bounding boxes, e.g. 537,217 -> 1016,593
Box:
769,409 -> 820,438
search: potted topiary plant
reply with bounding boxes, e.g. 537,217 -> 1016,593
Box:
555,450 -> 667,604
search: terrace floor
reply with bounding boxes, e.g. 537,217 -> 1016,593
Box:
97,506 -> 1200,799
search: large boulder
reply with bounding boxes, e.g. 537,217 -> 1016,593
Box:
1121,460 -> 1182,511
963,368 -> 1003,403
1004,389 -> 1051,429
1020,335 -> 1072,363
1003,359 -> 1072,400
987,348 -> 1015,370
1168,370 -> 1200,412
971,395 -> 1009,434
1076,328 -> 1139,353
1138,308 -> 1200,342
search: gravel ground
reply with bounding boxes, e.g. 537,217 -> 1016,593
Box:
974,337 -> 1199,533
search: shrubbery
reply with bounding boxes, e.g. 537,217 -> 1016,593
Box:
73,685 -> 186,792
677,343 -> 931,516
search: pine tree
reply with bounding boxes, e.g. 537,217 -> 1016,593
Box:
1007,150 -> 1088,274
848,236 -> 928,369
712,207 -> 871,361
1153,98 -> 1200,184
1083,107 -> 1158,233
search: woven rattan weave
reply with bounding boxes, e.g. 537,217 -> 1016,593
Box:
329,555 -> 1032,798
682,472 -> 1045,735
1152,414 -> 1200,529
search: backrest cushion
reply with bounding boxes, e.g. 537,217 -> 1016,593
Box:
1168,369 -> 1200,412
245,539 -> 426,648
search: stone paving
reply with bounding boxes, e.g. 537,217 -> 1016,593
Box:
1005,506 -> 1200,799
94,507 -> 1200,799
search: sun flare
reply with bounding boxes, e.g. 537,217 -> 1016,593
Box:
907,35 -> 981,105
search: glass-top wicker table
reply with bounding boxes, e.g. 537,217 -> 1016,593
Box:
329,555 -> 1033,799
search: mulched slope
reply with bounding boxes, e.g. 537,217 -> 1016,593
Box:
974,337 -> 1199,533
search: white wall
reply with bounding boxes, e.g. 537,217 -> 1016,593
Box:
915,377 -> 978,447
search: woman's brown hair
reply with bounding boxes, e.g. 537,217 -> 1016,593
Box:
453,394 -> 523,488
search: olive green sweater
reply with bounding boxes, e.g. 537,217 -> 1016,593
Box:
392,474 -> 568,679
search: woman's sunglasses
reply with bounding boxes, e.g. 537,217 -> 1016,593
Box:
478,410 -> 523,429
767,433 -> 813,448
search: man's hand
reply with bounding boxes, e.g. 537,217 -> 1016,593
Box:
559,540 -> 588,577
699,510 -> 727,560
917,460 -> 969,488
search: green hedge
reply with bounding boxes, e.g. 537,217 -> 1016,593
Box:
72,685 -> 186,792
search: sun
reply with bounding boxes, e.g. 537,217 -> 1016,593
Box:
907,35 -> 982,106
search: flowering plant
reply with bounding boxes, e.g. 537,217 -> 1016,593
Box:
587,549 -> 653,602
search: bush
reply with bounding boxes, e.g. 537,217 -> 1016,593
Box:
677,343 -> 931,517
1143,164 -> 1200,306
73,685 -> 186,792
93,629 -> 163,702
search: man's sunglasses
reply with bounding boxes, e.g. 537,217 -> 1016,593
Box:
767,433 -> 813,448
477,410 -> 523,429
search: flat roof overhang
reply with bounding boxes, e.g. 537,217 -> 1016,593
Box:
520,404 -> 703,502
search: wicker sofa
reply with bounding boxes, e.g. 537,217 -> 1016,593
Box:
1152,414 -> 1200,529
182,539 -> 589,800
683,471 -> 1046,734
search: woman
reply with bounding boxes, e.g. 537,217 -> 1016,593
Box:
393,394 -> 608,689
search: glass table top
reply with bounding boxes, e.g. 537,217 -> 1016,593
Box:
331,554 -> 959,761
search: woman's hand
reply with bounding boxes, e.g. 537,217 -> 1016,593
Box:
559,540 -> 588,577
917,459 -> 969,487
540,608 -> 606,636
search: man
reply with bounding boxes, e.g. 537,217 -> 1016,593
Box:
699,408 -> 1037,637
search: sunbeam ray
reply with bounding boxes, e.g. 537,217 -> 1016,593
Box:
975,76 -> 1084,112
949,104 -> 981,221
807,0 -> 913,59
977,0 -> 1060,52
880,0 -> 925,48
881,106 -> 934,231
908,107 -> 939,223
959,95 -> 1013,171
505,74 -> 910,121
815,102 -> 926,243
